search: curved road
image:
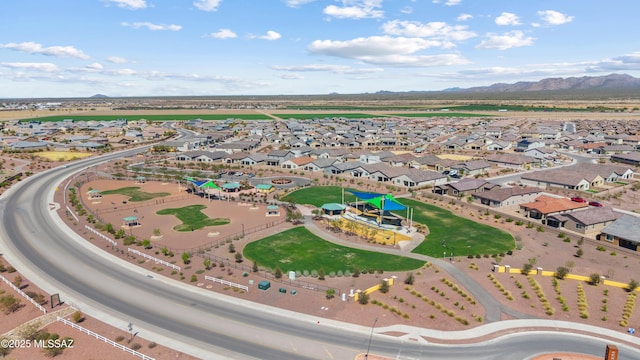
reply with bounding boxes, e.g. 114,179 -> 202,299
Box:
1,150 -> 639,359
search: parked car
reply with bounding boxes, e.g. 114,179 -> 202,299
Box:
571,197 -> 586,203
247,173 -> 256,178
227,171 -> 235,176
235,172 -> 244,176
589,201 -> 603,207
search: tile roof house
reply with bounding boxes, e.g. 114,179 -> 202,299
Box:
485,153 -> 537,169
520,170 -> 594,191
519,195 -> 589,222
433,178 -> 498,196
392,168 -> 447,188
281,156 -> 315,169
599,214 -> 640,251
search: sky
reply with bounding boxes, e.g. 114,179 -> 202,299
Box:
1,0 -> 639,98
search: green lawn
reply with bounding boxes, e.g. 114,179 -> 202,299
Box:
100,186 -> 170,202
244,227 -> 424,274
19,114 -> 272,122
397,199 -> 514,257
281,186 -> 375,207
389,112 -> 493,118
156,205 -> 230,231
282,186 -> 514,257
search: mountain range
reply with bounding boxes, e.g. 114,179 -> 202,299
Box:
456,73 -> 640,93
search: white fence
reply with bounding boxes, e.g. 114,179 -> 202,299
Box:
66,205 -> 79,222
85,225 -> 117,247
204,275 -> 248,292
128,248 -> 181,271
57,317 -> 155,360
0,273 -> 47,314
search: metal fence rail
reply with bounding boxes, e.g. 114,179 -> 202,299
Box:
204,275 -> 248,292
57,317 -> 155,360
85,225 -> 118,246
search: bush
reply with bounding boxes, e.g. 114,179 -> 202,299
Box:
72,311 -> 84,323
404,272 -> 415,285
589,273 -> 601,286
555,267 -> 569,280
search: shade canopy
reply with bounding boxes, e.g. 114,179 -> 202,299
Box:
347,190 -> 384,200
199,180 -> 220,190
365,194 -> 406,211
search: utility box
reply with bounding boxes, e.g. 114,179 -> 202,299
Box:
258,280 -> 271,290
606,345 -> 618,360
279,287 -> 287,293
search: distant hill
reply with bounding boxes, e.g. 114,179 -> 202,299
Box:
458,73 -> 640,93
90,94 -> 109,98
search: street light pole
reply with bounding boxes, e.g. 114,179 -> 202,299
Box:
365,317 -> 378,359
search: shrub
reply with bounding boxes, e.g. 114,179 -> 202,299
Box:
589,273 -> 601,286
72,311 -> 84,323
555,267 -> 569,280
404,272 -> 415,285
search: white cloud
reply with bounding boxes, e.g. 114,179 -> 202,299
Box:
537,10 -> 574,25
193,0 -> 223,12
400,6 -> 412,14
283,0 -> 316,8
257,31 -> 282,41
432,0 -> 462,6
323,0 -> 384,19
121,22 -> 182,31
279,73 -> 305,80
0,42 -> 89,59
476,31 -> 534,50
382,20 -> 476,42
457,13 -> 472,21
85,63 -> 104,70
207,29 -> 237,39
103,0 -> 147,10
0,62 -> 59,72
586,52 -> 640,72
495,12 -> 521,26
271,64 -> 383,74
308,36 -> 469,66
107,56 -> 128,64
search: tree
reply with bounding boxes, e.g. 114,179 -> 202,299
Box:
575,248 -> 584,258
318,268 -> 325,281
274,266 -> 283,279
12,275 -> 22,288
352,265 -> 360,278
555,266 -> 569,280
182,252 -> 191,265
203,258 -> 211,270
72,311 -> 84,323
141,239 -> 151,249
228,244 -> 236,253
326,288 -> 336,300
404,272 -> 415,285
252,261 -> 259,273
589,273 -> 601,286
235,252 -> 243,263
628,279 -> 639,293
358,292 -> 369,305
521,263 -> 533,275
379,280 -> 389,294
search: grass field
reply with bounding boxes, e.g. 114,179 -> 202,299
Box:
281,186 -> 364,207
397,198 -> 514,257
389,112 -> 493,118
273,113 -> 387,119
100,186 -> 170,202
34,151 -> 93,161
156,204 -> 230,231
244,227 -> 424,274
282,186 -> 514,257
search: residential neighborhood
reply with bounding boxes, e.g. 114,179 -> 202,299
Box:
2,111 -> 640,253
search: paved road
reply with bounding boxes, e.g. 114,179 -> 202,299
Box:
1,151 -> 639,359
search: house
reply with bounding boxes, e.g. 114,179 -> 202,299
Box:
599,214 -> 640,251
520,170 -> 593,191
240,153 -> 268,166
518,195 -> 589,223
266,150 -> 295,166
485,153 -> 537,170
453,160 -> 491,177
546,207 -> 621,235
515,139 -> 545,152
433,178 -> 498,196
610,152 -> 640,166
281,156 -> 314,169
303,158 -> 340,172
175,150 -> 227,162
392,169 -> 447,188
472,187 -> 542,210
524,147 -> 557,161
